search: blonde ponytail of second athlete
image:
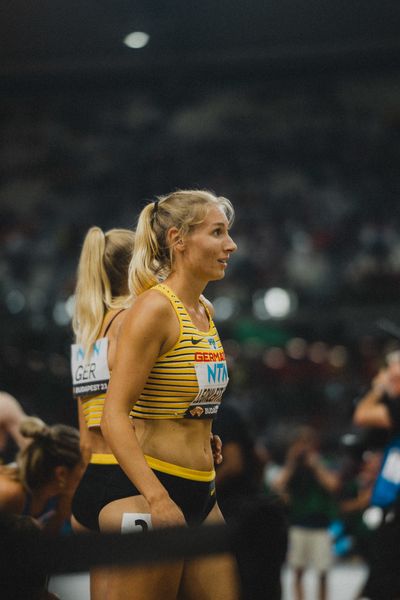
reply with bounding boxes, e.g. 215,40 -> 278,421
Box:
72,227 -> 106,355
73,226 -> 135,356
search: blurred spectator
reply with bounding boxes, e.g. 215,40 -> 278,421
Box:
213,403 -> 266,521
353,351 -> 400,599
272,425 -> 340,600
0,512 -> 59,600
213,403 -> 287,600
0,417 -> 83,534
0,391 -> 28,463
335,449 -> 381,559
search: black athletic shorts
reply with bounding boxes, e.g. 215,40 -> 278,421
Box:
72,459 -> 217,531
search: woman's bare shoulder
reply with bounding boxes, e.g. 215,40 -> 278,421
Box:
0,472 -> 25,511
127,288 -> 175,321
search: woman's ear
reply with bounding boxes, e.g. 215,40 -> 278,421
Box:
53,465 -> 68,489
166,227 -> 185,252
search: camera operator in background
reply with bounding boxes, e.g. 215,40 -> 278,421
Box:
353,350 -> 400,600
272,425 -> 340,600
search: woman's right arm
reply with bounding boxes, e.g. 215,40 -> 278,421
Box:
101,292 -> 186,528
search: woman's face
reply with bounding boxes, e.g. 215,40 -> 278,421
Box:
181,205 -> 237,282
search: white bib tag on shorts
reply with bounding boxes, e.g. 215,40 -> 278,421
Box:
71,338 -> 110,398
121,513 -> 152,534
185,361 -> 229,418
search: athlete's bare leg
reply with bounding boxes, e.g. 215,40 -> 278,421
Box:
99,496 -> 184,600
177,503 -> 240,600
71,515 -> 110,600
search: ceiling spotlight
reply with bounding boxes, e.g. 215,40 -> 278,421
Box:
123,31 -> 150,49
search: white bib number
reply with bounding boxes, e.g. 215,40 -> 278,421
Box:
185,361 -> 229,418
121,513 -> 152,533
71,338 -> 110,397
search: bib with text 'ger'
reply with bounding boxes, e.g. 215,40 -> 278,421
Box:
71,338 -> 110,398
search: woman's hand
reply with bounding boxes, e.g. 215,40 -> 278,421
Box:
149,494 -> 186,528
211,434 -> 223,465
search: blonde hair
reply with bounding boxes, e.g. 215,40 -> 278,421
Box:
16,417 -> 81,492
72,227 -> 135,355
129,189 -> 234,296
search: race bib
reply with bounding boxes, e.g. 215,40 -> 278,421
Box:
121,513 -> 152,534
71,338 -> 110,397
185,361 -> 229,418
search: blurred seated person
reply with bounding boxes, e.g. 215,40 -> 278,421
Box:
272,425 -> 340,600
0,391 -> 28,463
0,417 -> 83,534
0,512 -> 60,599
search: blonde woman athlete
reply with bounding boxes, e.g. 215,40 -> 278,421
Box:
70,227 -> 135,599
101,190 -> 239,600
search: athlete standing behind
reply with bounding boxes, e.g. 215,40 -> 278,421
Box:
101,190 -> 239,600
70,227 -> 135,599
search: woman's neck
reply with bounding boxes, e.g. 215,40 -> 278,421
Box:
164,274 -> 206,309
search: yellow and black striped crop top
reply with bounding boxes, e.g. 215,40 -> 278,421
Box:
81,393 -> 105,429
131,284 -> 229,420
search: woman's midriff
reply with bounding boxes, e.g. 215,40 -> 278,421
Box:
88,419 -> 139,454
87,427 -> 113,454
133,418 -> 214,472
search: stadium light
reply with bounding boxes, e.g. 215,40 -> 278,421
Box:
123,31 -> 150,49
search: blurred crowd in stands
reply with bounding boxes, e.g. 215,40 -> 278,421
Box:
1,70 -> 400,442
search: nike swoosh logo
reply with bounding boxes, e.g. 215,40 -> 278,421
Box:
191,337 -> 204,345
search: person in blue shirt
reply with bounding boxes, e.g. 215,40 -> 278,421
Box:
353,350 -> 400,600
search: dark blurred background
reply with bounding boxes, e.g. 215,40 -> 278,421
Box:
1,0 -> 400,448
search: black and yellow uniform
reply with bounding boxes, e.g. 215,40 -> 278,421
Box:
72,311 -> 125,531
73,454 -> 216,530
132,284 -> 229,420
